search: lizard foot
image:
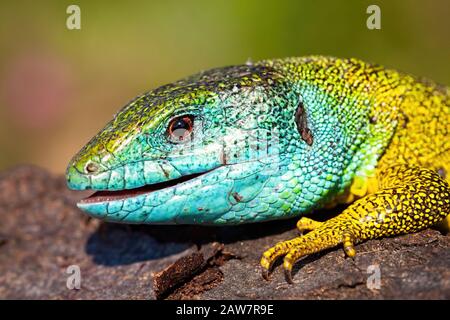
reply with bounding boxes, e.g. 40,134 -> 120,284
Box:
261,165 -> 450,284
260,217 -> 354,283
261,216 -> 325,280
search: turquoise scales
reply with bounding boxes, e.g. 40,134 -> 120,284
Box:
67,58 -> 382,224
67,56 -> 450,281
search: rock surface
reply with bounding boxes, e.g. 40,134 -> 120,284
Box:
0,166 -> 448,299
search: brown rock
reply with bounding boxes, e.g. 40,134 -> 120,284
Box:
0,165 -> 448,299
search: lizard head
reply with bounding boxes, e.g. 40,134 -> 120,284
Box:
67,59 -> 366,224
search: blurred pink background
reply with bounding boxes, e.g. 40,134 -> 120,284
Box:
0,0 -> 449,174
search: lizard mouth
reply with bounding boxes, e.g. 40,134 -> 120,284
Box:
79,170 -> 211,204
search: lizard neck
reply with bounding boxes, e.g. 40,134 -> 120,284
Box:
262,56 -> 409,206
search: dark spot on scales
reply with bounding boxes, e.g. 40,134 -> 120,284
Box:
295,101 -> 313,146
232,192 -> 243,202
220,151 -> 228,165
437,167 -> 446,179
160,166 -> 170,179
400,111 -> 409,129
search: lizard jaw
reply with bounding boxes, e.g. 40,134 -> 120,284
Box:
79,171 -> 210,204
72,159 -> 280,225
74,165 -> 233,224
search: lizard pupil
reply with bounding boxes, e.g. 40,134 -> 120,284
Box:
168,115 -> 194,142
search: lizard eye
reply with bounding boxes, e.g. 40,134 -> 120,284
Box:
167,115 -> 194,143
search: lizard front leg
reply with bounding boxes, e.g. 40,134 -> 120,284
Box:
261,165 -> 450,283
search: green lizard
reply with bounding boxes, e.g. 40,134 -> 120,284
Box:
66,56 -> 450,283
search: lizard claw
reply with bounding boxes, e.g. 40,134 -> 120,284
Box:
260,256 -> 272,281
284,268 -> 294,284
261,267 -> 271,281
283,256 -> 295,284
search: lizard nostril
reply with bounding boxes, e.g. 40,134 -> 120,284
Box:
85,162 -> 99,174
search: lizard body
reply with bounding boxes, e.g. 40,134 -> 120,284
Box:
66,56 -> 450,282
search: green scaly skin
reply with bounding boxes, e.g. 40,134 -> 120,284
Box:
66,56 -> 450,282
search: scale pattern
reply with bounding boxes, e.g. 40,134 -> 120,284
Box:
259,57 -> 450,281
66,56 -> 449,282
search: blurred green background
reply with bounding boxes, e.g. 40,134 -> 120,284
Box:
0,0 -> 448,174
